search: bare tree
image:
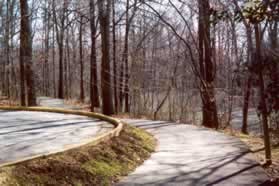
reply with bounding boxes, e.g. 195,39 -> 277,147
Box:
52,0 -> 68,99
78,14 -> 85,102
254,23 -> 272,165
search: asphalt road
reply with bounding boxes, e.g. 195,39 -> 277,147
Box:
0,99 -> 113,165
118,119 -> 269,186
231,108 -> 262,135
0,97 -> 268,185
38,97 -> 269,185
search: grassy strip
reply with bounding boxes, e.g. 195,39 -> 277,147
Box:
0,124 -> 156,186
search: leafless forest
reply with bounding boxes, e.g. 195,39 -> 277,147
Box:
0,0 -> 278,164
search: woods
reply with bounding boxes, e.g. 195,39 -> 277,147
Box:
0,0 -> 278,165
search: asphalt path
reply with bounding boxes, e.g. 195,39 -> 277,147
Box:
37,97 -> 269,185
0,97 -> 268,185
0,98 -> 113,165
118,119 -> 269,186
231,108 -> 262,135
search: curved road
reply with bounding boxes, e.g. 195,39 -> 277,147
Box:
0,98 -> 113,166
118,120 -> 268,185
0,97 -> 268,185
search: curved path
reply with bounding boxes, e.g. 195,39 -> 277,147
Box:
0,98 -> 113,166
37,98 -> 269,185
118,119 -> 269,185
1,97 -> 268,185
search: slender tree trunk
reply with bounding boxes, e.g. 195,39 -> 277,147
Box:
119,59 -> 124,111
63,42 -> 68,99
255,24 -> 272,165
44,1 -> 50,96
65,28 -> 70,99
58,43 -> 64,99
112,0 -> 118,113
79,15 -> 85,102
242,76 -> 252,134
10,1 -> 16,99
90,0 -> 100,111
5,0 -> 10,99
63,14 -> 70,99
20,0 -> 36,106
52,25 -> 56,97
241,24 -> 253,134
123,0 -> 130,113
0,2 -> 3,96
98,0 -> 114,115
53,0 -> 66,99
19,0 -> 26,105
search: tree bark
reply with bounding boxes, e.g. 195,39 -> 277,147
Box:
98,0 -> 114,115
198,0 -> 219,129
52,24 -> 56,97
242,25 -> 253,134
53,0 -> 67,99
79,15 -> 85,102
242,76 -> 252,134
20,0 -> 36,106
90,0 -> 100,111
255,24 -> 272,165
44,1 -> 50,96
112,0 -> 118,113
123,0 -> 130,113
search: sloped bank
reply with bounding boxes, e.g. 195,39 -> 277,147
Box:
0,107 -> 156,185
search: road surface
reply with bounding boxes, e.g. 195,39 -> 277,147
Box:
231,108 -> 262,135
1,97 -> 268,185
0,98 -> 113,165
37,98 -> 269,185
118,119 -> 269,186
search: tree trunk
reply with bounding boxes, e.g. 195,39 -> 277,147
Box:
44,1 -> 50,96
52,24 -> 56,97
112,0 -> 118,113
123,0 -> 130,113
53,0 -> 67,99
98,0 -> 114,115
5,0 -> 10,99
90,0 -> 100,111
58,43 -> 64,99
79,15 -> 85,102
255,24 -> 272,165
198,0 -> 218,129
242,76 -> 252,134
20,0 -> 36,106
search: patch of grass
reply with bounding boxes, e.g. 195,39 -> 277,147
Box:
0,124 -> 156,186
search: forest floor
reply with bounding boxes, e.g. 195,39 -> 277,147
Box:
222,128 -> 279,183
